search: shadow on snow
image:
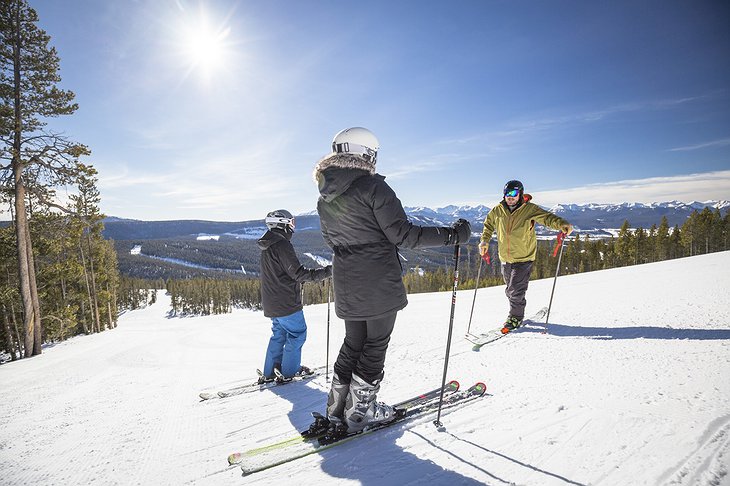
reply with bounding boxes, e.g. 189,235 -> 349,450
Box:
269,373 -> 487,485
519,323 -> 730,340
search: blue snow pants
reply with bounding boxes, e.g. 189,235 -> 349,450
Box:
263,309 -> 307,378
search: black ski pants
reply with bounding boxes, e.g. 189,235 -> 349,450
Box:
333,312 -> 397,385
502,261 -> 534,320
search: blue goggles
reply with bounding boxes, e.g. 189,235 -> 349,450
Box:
504,188 -> 520,198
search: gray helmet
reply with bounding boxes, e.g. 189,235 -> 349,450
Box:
265,209 -> 294,232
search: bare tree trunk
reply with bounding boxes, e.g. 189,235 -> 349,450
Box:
26,229 -> 42,354
112,282 -> 118,329
106,282 -> 114,329
86,233 -> 101,332
78,240 -> 93,333
80,300 -> 88,334
13,173 -> 35,357
2,305 -> 16,361
9,301 -> 23,358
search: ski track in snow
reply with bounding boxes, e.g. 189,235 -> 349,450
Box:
0,251 -> 729,485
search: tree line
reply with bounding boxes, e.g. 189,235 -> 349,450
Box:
403,208 -> 729,293
0,1 -> 127,360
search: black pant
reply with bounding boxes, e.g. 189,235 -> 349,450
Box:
334,313 -> 397,385
502,261 -> 533,319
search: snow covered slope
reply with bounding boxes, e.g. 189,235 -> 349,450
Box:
1,252 -> 729,485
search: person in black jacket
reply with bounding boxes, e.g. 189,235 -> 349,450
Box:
258,209 -> 331,382
312,127 -> 470,436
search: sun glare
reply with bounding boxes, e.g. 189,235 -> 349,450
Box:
176,7 -> 234,81
183,24 -> 229,71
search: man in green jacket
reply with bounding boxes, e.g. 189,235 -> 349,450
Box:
478,180 -> 573,333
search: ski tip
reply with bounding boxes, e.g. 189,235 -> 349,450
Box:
227,452 -> 243,466
448,380 -> 460,391
472,345 -> 482,352
199,393 -> 213,400
472,382 -> 487,396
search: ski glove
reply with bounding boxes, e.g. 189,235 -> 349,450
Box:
444,218 -> 471,246
478,241 -> 489,256
561,224 -> 573,236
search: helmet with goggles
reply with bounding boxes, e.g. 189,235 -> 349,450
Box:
265,209 -> 295,232
503,180 -> 524,198
331,127 -> 379,164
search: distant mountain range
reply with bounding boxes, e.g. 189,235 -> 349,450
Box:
103,200 -> 729,241
103,200 -> 728,279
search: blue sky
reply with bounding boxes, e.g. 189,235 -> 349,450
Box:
16,0 -> 730,221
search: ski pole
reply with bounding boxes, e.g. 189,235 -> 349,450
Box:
434,244 -> 461,429
466,252 -> 489,335
326,278 -> 331,382
545,232 -> 567,332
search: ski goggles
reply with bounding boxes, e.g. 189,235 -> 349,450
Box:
504,188 -> 520,197
265,216 -> 295,229
332,142 -> 377,164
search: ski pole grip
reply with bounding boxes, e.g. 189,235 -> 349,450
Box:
552,231 -> 566,257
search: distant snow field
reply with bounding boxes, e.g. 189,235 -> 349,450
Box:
1,252 -> 729,485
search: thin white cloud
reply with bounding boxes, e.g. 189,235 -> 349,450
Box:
668,138 -> 730,152
441,95 -> 705,148
532,170 -> 730,207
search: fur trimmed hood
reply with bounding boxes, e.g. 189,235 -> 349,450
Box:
313,153 -> 376,179
313,153 -> 377,202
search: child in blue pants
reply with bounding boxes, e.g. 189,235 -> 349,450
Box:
257,210 -> 331,380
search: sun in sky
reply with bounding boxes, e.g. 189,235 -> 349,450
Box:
174,4 -> 234,83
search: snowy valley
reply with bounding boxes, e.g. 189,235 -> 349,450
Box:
0,251 -> 729,485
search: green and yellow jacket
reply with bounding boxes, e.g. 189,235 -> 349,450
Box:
480,194 -> 569,263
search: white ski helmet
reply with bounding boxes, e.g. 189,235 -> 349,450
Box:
331,127 -> 379,164
265,209 -> 295,232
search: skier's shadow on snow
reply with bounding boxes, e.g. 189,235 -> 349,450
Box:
270,376 -> 487,485
520,323 -> 730,340
439,430 -> 587,486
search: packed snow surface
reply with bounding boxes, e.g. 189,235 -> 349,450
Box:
1,252 -> 729,485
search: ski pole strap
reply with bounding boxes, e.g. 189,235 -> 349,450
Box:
552,231 -> 566,257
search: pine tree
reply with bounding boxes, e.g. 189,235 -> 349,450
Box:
615,220 -> 633,266
655,216 -> 670,261
0,0 -> 89,356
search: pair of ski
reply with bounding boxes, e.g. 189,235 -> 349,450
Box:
227,379 -> 487,476
465,306 -> 549,351
199,365 -> 326,400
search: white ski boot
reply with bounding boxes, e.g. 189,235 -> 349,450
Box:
344,373 -> 395,433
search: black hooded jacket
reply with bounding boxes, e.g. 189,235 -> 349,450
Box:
314,154 -> 452,320
257,228 -> 331,318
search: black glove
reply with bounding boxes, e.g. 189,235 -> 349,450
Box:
444,218 -> 471,245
